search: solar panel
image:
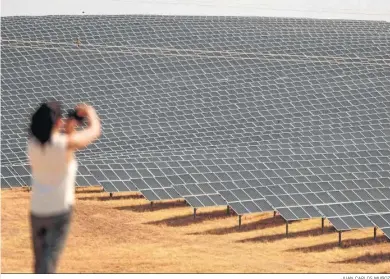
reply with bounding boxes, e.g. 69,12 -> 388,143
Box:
2,15 -> 389,240
316,199 -> 390,231
77,149 -> 390,220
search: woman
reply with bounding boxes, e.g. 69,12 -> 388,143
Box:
28,101 -> 101,273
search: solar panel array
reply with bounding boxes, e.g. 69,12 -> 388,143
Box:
1,15 -> 389,240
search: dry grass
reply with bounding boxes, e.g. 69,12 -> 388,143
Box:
2,187 -> 390,273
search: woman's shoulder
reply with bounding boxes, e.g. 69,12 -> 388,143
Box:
29,133 -> 68,149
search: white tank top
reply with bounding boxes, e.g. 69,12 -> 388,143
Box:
28,133 -> 77,216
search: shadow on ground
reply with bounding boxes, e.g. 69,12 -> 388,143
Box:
190,215 -> 286,235
287,235 -> 389,253
2,187 -> 29,192
333,252 -> 390,264
77,193 -> 142,201
114,200 -> 187,212
237,226 -> 334,243
145,209 -> 231,227
76,188 -> 105,194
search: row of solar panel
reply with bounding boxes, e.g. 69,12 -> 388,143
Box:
3,65 -> 388,109
3,37 -> 389,61
3,122 -> 389,165
3,76 -> 387,126
3,71 -> 388,113
4,146 -> 389,194
4,141 -> 390,173
4,17 -> 387,36
3,14 -> 388,24
3,24 -> 389,60
3,151 -> 390,206
3,108 -> 388,148
3,136 -> 390,171
3,94 -> 388,136
2,52 -> 388,102
3,162 -> 389,239
78,164 -> 390,239
4,108 -> 387,159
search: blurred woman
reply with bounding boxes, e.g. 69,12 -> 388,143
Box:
28,101 -> 101,273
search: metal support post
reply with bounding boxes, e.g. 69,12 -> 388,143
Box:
238,215 -> 242,229
193,208 -> 197,219
227,206 -> 230,215
321,218 -> 325,234
374,227 -> 377,240
109,192 -> 113,198
338,231 -> 342,247
286,220 -> 289,237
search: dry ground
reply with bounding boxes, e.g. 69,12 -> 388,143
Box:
2,187 -> 390,273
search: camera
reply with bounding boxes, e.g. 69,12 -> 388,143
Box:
66,109 -> 85,122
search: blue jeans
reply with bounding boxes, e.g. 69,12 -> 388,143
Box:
30,208 -> 72,273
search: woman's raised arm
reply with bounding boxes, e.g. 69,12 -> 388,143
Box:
67,104 -> 101,150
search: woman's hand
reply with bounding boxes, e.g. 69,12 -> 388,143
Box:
75,103 -> 96,118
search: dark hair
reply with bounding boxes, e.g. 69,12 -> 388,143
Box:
29,101 -> 62,146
